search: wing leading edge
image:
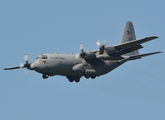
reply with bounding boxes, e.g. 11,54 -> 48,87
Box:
113,36 -> 158,56
3,66 -> 21,70
114,36 -> 158,49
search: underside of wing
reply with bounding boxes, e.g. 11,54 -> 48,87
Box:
112,44 -> 143,56
127,51 -> 162,60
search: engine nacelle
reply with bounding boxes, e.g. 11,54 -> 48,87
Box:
97,54 -> 123,60
84,51 -> 96,59
104,46 -> 116,54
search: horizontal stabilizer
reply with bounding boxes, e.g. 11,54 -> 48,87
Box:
127,51 -> 162,60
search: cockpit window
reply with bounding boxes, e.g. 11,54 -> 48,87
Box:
42,55 -> 48,59
36,55 -> 47,59
42,57 -> 47,59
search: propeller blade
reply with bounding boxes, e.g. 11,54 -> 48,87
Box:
80,44 -> 84,51
79,44 -> 86,58
104,40 -> 108,46
24,54 -> 28,62
25,70 -> 29,76
96,40 -> 101,47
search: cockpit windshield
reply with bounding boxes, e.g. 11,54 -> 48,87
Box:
36,56 -> 42,59
36,55 -> 48,59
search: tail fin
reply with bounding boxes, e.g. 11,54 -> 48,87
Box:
120,21 -> 139,55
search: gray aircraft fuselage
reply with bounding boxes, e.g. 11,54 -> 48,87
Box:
31,53 -> 125,77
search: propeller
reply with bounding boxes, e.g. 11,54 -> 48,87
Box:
78,44 -> 96,59
20,54 -> 31,69
24,54 -> 28,63
96,40 -> 108,54
25,70 -> 29,76
80,44 -> 84,53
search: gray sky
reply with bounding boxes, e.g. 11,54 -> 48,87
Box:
1,0 -> 165,120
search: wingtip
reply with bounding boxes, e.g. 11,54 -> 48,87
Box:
158,51 -> 163,53
153,36 -> 159,39
3,68 -> 12,70
152,51 -> 162,55
148,36 -> 159,39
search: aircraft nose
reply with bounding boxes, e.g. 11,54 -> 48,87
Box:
30,62 -> 39,70
30,63 -> 35,70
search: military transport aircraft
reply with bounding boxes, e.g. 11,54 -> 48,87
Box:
4,21 -> 161,82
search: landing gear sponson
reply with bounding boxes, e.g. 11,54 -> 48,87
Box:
42,74 -> 96,82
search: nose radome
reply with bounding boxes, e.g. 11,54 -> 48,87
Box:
30,62 -> 41,70
30,63 -> 35,70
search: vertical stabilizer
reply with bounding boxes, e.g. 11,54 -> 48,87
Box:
120,21 -> 139,55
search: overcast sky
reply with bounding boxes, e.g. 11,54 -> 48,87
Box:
1,0 -> 165,120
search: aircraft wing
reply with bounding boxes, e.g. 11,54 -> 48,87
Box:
110,36 -> 158,56
126,51 -> 162,60
94,36 -> 160,60
3,66 -> 21,70
3,62 -> 29,70
93,36 -> 158,57
114,36 -> 158,49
